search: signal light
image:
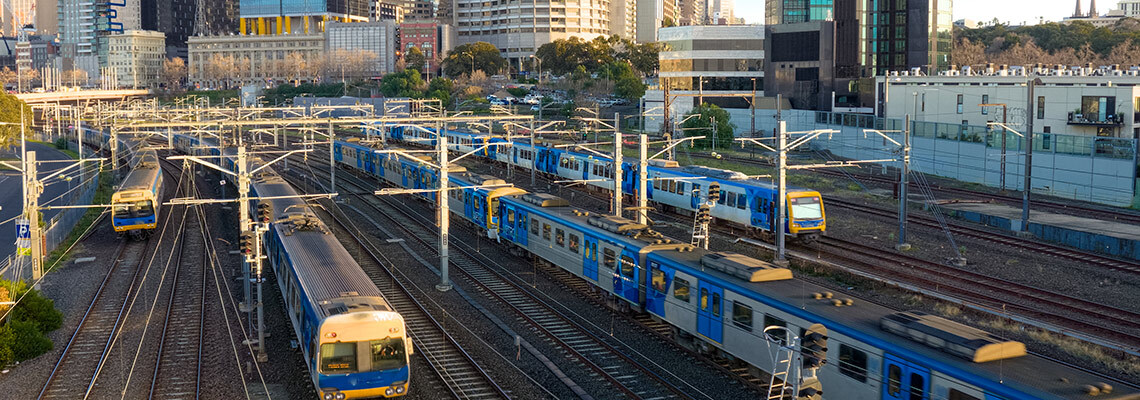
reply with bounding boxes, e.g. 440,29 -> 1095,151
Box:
257,201 -> 273,224
696,203 -> 712,223
707,182 -> 721,204
239,231 -> 255,255
801,323 -> 828,370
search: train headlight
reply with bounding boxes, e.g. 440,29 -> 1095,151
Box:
323,393 -> 335,400
385,388 -> 395,396
335,393 -> 346,400
395,385 -> 405,394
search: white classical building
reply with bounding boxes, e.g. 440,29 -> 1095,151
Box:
107,30 -> 165,88
187,33 -> 325,88
876,64 -> 1140,139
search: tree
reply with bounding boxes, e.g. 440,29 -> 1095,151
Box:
427,77 -> 454,104
601,62 -> 646,102
535,37 -> 614,76
0,93 -> 33,149
0,67 -> 15,89
682,104 -> 734,149
951,38 -> 986,67
442,42 -> 506,77
379,69 -> 425,98
619,40 -> 662,77
161,57 -> 187,92
406,46 -> 426,73
283,52 -> 308,85
63,69 -> 88,87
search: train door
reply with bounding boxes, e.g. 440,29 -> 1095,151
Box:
580,157 -> 589,181
882,354 -> 931,400
622,166 -> 636,196
582,236 -> 598,281
614,248 -> 639,304
515,209 -> 529,246
691,183 -> 702,209
501,204 -> 518,242
400,164 -> 410,187
333,142 -> 343,163
696,281 -> 723,343
747,188 -> 772,231
646,261 -> 669,316
463,189 -> 475,221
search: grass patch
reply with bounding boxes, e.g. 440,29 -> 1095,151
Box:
42,171 -> 111,272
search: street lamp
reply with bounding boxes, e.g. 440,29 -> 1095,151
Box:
529,54 -> 542,85
463,52 -> 475,76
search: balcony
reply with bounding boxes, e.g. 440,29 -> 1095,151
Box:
1067,112 -> 1124,126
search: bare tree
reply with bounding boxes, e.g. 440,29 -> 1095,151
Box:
162,57 -> 187,92
207,53 -> 237,88
63,69 -> 88,87
0,67 -> 15,89
951,38 -> 986,68
235,56 -> 252,84
283,51 -> 307,85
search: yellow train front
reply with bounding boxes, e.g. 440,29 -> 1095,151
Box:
111,149 -> 164,238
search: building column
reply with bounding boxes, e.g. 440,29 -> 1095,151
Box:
276,16 -> 282,34
258,17 -> 266,35
240,18 -> 247,35
284,17 -> 291,34
304,16 -> 311,34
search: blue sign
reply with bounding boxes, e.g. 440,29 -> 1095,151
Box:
16,218 -> 30,256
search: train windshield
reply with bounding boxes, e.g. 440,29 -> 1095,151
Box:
370,338 -> 408,371
789,196 -> 822,220
113,201 -> 155,219
320,342 -> 358,373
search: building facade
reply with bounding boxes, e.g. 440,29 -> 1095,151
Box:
610,0 -> 637,39
877,65 -> 1140,139
151,0 -> 198,58
327,20 -> 398,76
399,21 -> 455,74
187,33 -> 325,88
766,20 -> 847,110
454,0 -> 611,69
645,25 -> 765,133
238,0 -> 370,35
676,0 -> 705,25
765,0 -> 834,25
372,1 -> 405,22
1120,0 -> 1140,17
864,0 -> 952,76
108,30 -> 165,88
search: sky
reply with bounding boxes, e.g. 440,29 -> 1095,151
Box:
735,0 -> 1088,26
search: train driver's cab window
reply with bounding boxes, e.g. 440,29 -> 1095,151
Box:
790,196 -> 823,219
673,277 -> 690,302
838,344 -> 868,382
370,338 -> 408,371
115,201 -> 155,219
620,255 -> 636,278
603,248 -> 617,270
320,342 -> 357,373
948,389 -> 981,400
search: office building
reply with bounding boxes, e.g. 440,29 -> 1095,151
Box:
108,30 -> 165,88
864,0 -> 952,76
644,25 -> 765,132
877,64 -> 1140,139
765,0 -> 834,25
611,0 -> 637,39
187,32 -> 325,87
454,0 -> 610,69
372,1 -> 405,22
707,0 -> 733,23
637,0 -> 668,42
35,0 -> 58,34
151,0 -> 198,57
238,0 -> 370,35
1121,0 -> 1140,17
766,20 -> 851,110
677,0 -> 705,25
327,20 -> 398,76
399,21 -> 455,74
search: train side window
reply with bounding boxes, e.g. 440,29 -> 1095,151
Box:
603,248 -> 616,269
677,182 -> 686,194
651,266 -> 665,292
887,365 -> 902,396
673,277 -> 690,301
620,256 -> 636,278
711,293 -> 721,317
732,301 -> 753,331
543,223 -> 552,240
908,373 -> 924,400
569,234 -> 580,253
726,192 -> 736,208
838,344 -> 868,382
531,218 -> 540,235
718,190 -> 727,205
699,288 -> 708,310
737,193 -> 747,209
763,314 -> 786,342
507,209 -> 515,224
653,178 -> 661,190
948,389 -> 980,400
556,228 -> 565,247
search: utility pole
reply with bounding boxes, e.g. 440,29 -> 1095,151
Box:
774,120 -> 788,265
1021,78 -> 1041,235
613,113 -> 623,218
751,78 -> 757,137
897,114 -> 912,251
236,146 -> 253,337
24,151 -> 42,280
327,119 -> 335,191
530,120 -> 536,187
637,134 -> 648,225
436,120 -> 452,292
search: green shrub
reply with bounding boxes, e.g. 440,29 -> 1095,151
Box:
0,328 -> 13,367
10,287 -> 62,333
5,320 -> 51,361
54,138 -> 68,149
506,87 -> 529,97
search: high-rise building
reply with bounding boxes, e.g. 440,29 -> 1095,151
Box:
676,0 -> 705,25
863,0 -> 951,76
327,20 -> 399,75
107,30 -> 166,88
454,0 -> 610,70
637,0 -> 668,42
707,0 -> 732,23
765,0 -> 834,25
237,0 -> 370,35
372,1 -> 405,22
148,0 -> 197,58
611,0 -> 637,39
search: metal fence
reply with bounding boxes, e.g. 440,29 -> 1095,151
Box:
720,108 -> 1139,207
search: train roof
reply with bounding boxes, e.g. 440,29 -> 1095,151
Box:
249,163 -> 389,316
645,247 -> 1140,399
117,154 -> 162,194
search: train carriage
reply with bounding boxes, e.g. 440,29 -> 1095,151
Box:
110,146 -> 164,237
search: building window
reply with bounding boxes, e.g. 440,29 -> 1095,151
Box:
1038,96 -> 1045,119
956,94 -> 963,114
981,94 -> 989,114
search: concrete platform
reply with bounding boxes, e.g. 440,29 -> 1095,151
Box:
940,202 -> 1140,261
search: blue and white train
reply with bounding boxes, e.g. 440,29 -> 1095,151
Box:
172,133 -> 414,399
110,143 -> 164,236
380,125 -> 826,241
334,137 -> 1137,400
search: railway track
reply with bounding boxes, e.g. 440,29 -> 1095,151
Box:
38,223 -> 158,399
302,163 -> 703,400
280,173 -> 511,400
826,198 -> 1140,276
813,236 -> 1140,350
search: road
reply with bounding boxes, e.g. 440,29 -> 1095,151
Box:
0,142 -> 86,260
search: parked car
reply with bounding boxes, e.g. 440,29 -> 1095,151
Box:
490,99 -> 510,106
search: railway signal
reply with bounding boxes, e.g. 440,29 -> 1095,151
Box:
801,324 -> 828,369
257,201 -> 273,224
239,231 -> 255,256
